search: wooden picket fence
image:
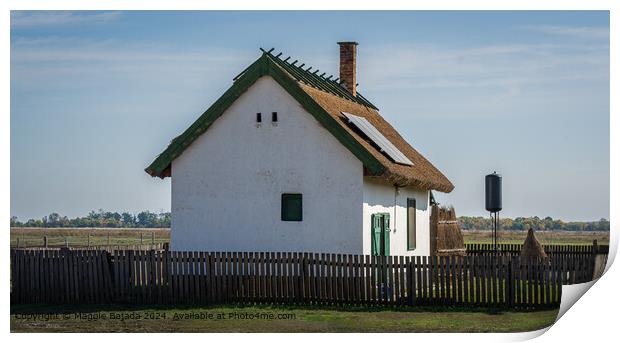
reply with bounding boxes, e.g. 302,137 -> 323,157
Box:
465,243 -> 609,257
11,249 -> 597,309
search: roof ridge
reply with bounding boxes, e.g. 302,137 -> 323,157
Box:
259,48 -> 378,110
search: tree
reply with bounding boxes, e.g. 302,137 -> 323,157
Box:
122,212 -> 136,227
137,211 -> 158,228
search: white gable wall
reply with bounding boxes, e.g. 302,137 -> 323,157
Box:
363,178 -> 431,256
171,76 -> 364,253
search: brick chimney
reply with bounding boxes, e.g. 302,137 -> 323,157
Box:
338,41 -> 358,96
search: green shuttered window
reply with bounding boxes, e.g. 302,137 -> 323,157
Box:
407,198 -> 416,250
281,193 -> 302,221
371,213 -> 390,256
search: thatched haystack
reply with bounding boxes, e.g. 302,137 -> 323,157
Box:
430,205 -> 466,256
520,228 -> 547,258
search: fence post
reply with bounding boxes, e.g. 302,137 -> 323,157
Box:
591,240 -> 598,280
65,237 -> 68,248
141,233 -> 144,245
16,237 -> 20,248
302,254 -> 309,303
151,232 -> 155,245
43,236 -> 48,248
107,233 -> 111,246
507,257 -> 514,308
88,233 -> 91,248
408,259 -> 414,306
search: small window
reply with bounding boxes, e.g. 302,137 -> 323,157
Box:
272,112 -> 278,122
256,112 -> 262,123
281,193 -> 302,221
407,198 -> 416,250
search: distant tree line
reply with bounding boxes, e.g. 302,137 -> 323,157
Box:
458,216 -> 609,231
10,211 -> 609,231
10,209 -> 171,228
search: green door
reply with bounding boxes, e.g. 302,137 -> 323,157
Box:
371,213 -> 390,256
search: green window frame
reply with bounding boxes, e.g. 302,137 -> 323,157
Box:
407,198 -> 416,251
281,193 -> 302,221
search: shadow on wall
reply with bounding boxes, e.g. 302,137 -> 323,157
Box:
363,185 -> 429,212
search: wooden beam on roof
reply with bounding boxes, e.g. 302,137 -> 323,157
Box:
256,48 -> 378,109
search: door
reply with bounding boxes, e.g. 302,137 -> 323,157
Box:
371,213 -> 390,256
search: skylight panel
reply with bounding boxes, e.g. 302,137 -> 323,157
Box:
342,112 -> 414,166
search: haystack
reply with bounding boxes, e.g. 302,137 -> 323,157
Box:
520,228 -> 547,258
430,205 -> 466,256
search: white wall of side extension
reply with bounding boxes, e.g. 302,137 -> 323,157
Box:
362,178 -> 430,256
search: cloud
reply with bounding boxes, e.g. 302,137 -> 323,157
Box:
11,11 -> 121,27
360,42 -> 608,91
350,40 -> 609,122
9,35 -> 609,121
518,25 -> 609,39
10,36 -> 256,93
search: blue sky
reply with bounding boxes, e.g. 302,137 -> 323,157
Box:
10,11 -> 609,221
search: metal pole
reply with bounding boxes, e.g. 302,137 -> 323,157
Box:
495,212 -> 499,252
492,212 -> 498,254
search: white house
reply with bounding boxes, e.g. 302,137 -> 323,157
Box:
146,42 -> 454,256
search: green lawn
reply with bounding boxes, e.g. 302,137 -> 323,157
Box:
10,303 -> 558,333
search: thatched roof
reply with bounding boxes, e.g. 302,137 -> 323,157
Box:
520,228 -> 547,258
145,49 -> 454,193
301,85 -> 453,192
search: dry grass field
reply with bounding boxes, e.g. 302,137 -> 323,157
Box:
462,230 -> 609,245
10,227 -> 608,248
10,228 -> 170,248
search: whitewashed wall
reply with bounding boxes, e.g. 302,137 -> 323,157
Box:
171,76 -> 364,253
362,178 -> 430,256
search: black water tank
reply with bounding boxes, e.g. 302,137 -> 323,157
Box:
485,173 -> 502,212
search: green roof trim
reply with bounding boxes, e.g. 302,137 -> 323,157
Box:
145,52 -> 386,178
